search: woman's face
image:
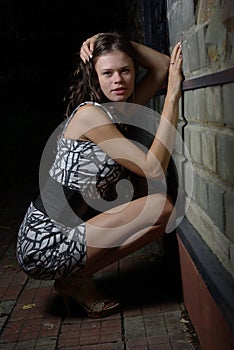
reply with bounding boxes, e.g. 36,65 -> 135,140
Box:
95,51 -> 135,102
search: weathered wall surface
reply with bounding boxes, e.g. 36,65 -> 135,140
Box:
167,0 -> 234,277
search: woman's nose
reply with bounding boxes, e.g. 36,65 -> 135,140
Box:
113,72 -> 122,82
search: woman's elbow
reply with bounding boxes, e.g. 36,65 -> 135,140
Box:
145,166 -> 165,181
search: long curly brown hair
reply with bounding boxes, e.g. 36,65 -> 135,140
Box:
64,32 -> 136,119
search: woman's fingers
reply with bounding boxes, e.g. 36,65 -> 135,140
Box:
170,41 -> 182,66
89,37 -> 97,55
80,35 -> 98,63
80,40 -> 92,63
169,42 -> 183,75
167,42 -> 183,101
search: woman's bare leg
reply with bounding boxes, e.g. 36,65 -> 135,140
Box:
54,193 -> 173,317
78,193 -> 173,277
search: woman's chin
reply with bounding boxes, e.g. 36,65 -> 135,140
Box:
109,96 -> 128,103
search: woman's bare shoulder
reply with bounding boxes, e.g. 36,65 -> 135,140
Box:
65,103 -> 112,140
73,103 -> 112,126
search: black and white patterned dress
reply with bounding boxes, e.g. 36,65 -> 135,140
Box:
16,102 -> 124,280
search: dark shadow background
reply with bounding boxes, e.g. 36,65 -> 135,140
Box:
1,0 -> 129,136
0,0 -> 131,200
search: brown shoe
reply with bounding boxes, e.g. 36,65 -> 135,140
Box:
54,275 -> 120,318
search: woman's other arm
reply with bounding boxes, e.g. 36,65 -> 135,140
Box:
131,41 -> 170,105
146,41 -> 183,175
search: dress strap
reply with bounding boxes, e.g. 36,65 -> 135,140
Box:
62,101 -> 117,138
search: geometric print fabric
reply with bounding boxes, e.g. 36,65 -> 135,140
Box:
17,102 -> 124,280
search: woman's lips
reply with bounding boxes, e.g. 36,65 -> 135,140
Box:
112,88 -> 127,95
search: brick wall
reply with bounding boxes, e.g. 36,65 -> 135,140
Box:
167,0 -> 234,277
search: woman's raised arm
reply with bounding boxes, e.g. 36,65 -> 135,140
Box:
130,41 -> 170,105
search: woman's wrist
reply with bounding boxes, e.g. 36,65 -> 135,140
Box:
165,92 -> 180,105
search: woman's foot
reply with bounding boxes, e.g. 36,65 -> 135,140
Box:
54,275 -> 120,318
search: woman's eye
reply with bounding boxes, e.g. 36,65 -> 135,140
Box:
103,71 -> 111,76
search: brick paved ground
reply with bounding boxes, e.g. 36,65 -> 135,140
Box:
0,151 -> 197,350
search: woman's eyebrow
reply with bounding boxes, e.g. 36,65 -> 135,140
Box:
100,65 -> 131,71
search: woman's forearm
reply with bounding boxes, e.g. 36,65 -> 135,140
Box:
146,42 -> 183,178
147,96 -> 179,177
131,41 -> 170,79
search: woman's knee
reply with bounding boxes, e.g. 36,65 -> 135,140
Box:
165,196 -> 174,215
153,194 -> 174,224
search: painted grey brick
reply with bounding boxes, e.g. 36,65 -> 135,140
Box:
167,0 -> 179,12
223,83 -> 234,127
190,127 -> 202,165
186,31 -> 200,72
184,90 -> 195,120
217,132 -> 234,186
197,25 -> 208,69
207,180 -> 225,232
186,199 -> 231,273
167,1 -> 183,45
206,86 -> 224,124
201,129 -> 217,173
166,0 -> 234,279
194,88 -> 207,121
184,89 -> 207,121
182,0 -> 195,31
193,172 -> 208,210
184,127 -> 190,153
225,189 -> 234,242
181,39 -> 190,76
184,159 -> 195,200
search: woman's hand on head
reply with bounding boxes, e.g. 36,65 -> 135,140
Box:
80,34 -> 100,63
166,42 -> 184,102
